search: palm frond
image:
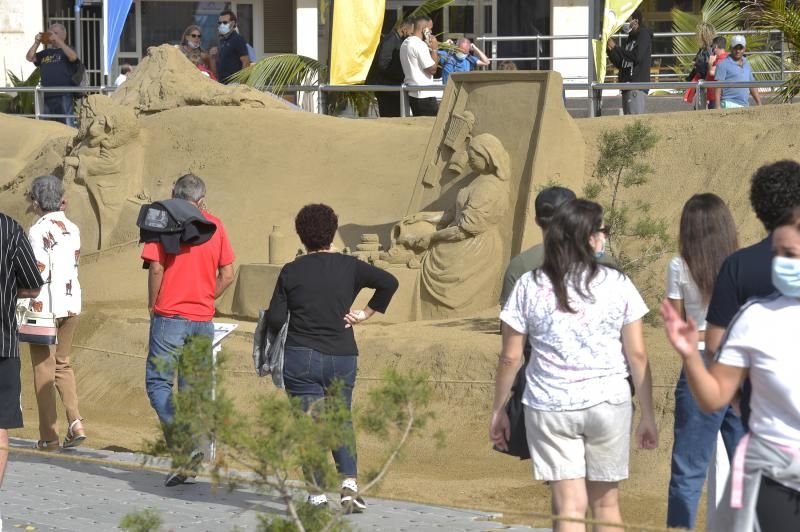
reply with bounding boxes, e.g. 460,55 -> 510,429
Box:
229,54 -> 327,95
746,0 -> 800,101
394,0 -> 455,30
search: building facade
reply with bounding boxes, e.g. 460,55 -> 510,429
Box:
1,1 -> 699,88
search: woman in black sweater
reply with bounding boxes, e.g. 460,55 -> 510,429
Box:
267,203 -> 398,513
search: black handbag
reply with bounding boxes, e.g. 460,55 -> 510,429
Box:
494,351 -> 531,460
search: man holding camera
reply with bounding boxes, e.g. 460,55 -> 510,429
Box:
400,15 -> 440,117
25,23 -> 81,126
438,38 -> 490,85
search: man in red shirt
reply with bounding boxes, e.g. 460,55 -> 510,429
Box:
706,36 -> 728,109
141,173 -> 235,486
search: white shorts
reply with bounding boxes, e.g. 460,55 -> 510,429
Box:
524,400 -> 632,482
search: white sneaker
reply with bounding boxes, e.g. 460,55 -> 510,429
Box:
340,478 -> 366,514
307,493 -> 328,507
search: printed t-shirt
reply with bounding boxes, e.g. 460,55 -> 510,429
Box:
714,55 -> 754,107
717,294 -> 800,491
34,48 -> 78,97
27,211 -> 81,317
500,266 -> 648,412
666,256 -> 706,331
141,212 -> 234,321
400,35 -> 437,99
217,31 -> 249,83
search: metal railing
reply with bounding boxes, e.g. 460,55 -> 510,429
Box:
477,28 -> 789,81
0,85 -> 114,122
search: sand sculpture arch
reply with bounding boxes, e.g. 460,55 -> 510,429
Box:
374,71 -> 586,320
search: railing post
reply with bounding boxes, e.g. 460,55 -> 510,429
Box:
317,85 -> 323,115
400,85 -> 408,118
535,35 -> 540,70
34,86 -> 42,120
780,31 -> 786,82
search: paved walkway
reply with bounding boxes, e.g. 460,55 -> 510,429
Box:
1,439 -> 545,531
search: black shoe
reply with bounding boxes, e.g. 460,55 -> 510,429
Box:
164,450 -> 204,487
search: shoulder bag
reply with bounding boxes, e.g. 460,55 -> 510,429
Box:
18,249 -> 58,345
253,309 -> 289,389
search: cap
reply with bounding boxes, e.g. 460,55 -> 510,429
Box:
534,186 -> 577,223
730,35 -> 746,48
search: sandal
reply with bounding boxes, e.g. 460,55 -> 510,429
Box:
34,439 -> 60,451
63,419 -> 87,449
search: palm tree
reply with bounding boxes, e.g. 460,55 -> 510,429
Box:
229,0 -> 455,115
745,0 -> 800,101
671,0 -> 781,82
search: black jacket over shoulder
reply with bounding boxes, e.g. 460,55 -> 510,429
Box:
267,253 -> 399,356
366,31 -> 406,85
137,199 -> 217,255
608,26 -> 653,83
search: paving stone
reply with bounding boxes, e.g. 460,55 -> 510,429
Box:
0,439 -> 548,531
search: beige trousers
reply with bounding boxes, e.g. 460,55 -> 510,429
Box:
29,316 -> 81,441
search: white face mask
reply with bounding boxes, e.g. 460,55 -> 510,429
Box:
455,52 -> 467,60
622,22 -> 632,34
218,23 -> 231,35
187,40 -> 200,49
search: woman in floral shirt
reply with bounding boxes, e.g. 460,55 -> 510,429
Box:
26,175 -> 85,450
490,199 -> 658,530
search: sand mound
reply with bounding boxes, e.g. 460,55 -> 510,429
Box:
0,113 -> 73,189
111,44 -> 289,115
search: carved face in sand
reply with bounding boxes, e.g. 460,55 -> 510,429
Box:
87,117 -> 109,147
467,147 -> 488,173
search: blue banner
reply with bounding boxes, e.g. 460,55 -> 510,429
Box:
105,0 -> 133,73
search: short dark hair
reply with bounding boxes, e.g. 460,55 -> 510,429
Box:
712,36 -> 726,49
120,63 -> 133,74
219,9 -> 237,22
399,17 -> 414,28
630,9 -> 643,24
413,15 -> 431,32
295,204 -> 338,251
750,160 -> 800,231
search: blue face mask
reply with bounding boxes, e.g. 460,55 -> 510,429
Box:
218,23 -> 231,35
772,256 -> 800,297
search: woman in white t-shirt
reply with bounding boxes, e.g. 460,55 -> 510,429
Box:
662,204 -> 800,531
491,199 -> 658,531
665,193 -> 743,530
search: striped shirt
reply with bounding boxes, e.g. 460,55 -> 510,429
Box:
0,213 -> 44,359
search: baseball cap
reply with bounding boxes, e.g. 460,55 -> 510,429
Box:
730,35 -> 746,48
534,186 -> 577,223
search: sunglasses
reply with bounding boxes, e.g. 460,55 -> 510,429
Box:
189,33 -> 201,38
596,226 -> 611,236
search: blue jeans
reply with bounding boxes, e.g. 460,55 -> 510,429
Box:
43,95 -> 75,127
283,346 -> 358,482
667,368 -> 745,529
145,314 -> 214,431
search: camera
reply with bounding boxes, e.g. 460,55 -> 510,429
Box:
423,27 -> 432,43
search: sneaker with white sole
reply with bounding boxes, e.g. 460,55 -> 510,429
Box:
307,493 -> 328,507
340,478 -> 366,514
164,450 -> 204,487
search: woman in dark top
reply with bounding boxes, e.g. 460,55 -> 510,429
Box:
267,203 -> 398,513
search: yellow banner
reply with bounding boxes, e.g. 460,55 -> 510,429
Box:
330,0 -> 386,85
592,0 -> 643,82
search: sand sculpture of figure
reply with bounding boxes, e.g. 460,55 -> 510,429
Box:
421,110 -> 476,187
399,133 -> 511,318
64,95 -> 143,249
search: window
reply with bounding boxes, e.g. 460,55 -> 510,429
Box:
448,6 -> 474,36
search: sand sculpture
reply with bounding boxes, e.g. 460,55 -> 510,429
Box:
111,45 -> 288,115
369,71 -> 585,319
63,95 -> 144,249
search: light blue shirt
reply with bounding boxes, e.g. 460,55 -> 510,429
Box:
714,56 -> 754,107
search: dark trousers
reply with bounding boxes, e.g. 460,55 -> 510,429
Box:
375,91 -> 402,117
409,96 -> 439,117
43,95 -> 75,127
757,476 -> 800,531
283,346 -> 358,485
667,369 -> 745,529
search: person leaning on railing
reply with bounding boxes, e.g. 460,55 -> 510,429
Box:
25,23 -> 81,127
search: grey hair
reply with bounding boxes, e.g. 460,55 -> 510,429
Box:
172,173 -> 206,202
49,23 -> 67,35
457,38 -> 471,47
30,175 -> 65,212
